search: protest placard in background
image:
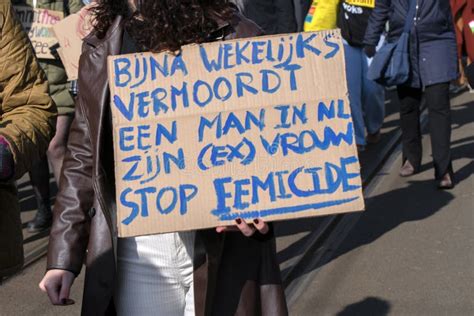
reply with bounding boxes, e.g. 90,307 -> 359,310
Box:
108,30 -> 365,237
14,6 -> 63,59
52,5 -> 94,80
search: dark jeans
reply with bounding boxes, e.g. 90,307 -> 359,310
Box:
397,82 -> 452,179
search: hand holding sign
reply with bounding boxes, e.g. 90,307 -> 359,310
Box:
216,218 -> 269,236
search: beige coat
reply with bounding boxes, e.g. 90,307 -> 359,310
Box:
0,0 -> 56,278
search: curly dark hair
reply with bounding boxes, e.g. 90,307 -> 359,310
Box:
92,0 -> 236,52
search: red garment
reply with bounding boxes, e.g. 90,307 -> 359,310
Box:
451,0 -> 474,61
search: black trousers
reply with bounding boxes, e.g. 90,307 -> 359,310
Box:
397,82 -> 452,179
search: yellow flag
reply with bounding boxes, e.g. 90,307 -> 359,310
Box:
304,0 -> 340,32
346,0 -> 375,9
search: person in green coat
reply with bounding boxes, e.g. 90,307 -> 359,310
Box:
12,0 -> 84,232
0,0 -> 56,279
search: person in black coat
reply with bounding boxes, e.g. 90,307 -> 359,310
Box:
294,0 -> 312,31
364,0 -> 458,189
232,0 -> 298,34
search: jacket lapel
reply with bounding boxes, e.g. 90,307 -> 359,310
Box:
79,17 -> 124,249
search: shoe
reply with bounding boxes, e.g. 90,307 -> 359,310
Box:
449,83 -> 468,94
366,131 -> 381,144
438,173 -> 454,190
27,203 -> 52,233
399,160 -> 415,177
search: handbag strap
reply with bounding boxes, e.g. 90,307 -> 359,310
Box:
403,0 -> 417,33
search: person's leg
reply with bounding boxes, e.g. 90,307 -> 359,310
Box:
47,115 -> 73,184
362,52 -> 385,139
396,85 -> 423,172
179,232 -> 196,316
27,157 -> 52,232
115,233 -> 193,316
424,82 -> 452,180
343,42 -> 365,147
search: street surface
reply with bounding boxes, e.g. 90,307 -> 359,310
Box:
290,91 -> 474,315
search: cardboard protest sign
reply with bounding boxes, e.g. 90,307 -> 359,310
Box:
108,30 -> 365,237
14,6 -> 63,59
52,5 -> 94,80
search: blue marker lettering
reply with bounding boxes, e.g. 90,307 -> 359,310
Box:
296,33 -> 321,58
236,72 -> 258,97
114,57 -> 132,87
179,184 -> 198,215
213,77 -> 232,101
261,69 -> 281,94
156,187 -> 177,214
120,188 -> 139,225
234,179 -> 251,210
119,126 -> 135,151
113,94 -> 134,121
193,80 -> 213,107
155,121 -> 177,146
137,125 -> 151,150
199,45 -> 223,72
198,114 -> 222,142
211,177 -> 233,216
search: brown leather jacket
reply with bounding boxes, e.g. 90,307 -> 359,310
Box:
47,12 -> 288,316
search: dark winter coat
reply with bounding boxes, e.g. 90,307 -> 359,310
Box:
364,0 -> 458,87
46,12 -> 288,316
338,1 -> 374,47
233,0 -> 297,34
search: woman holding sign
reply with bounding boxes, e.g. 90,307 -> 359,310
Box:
39,1 -> 288,315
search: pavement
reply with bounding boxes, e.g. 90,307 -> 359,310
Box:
0,256 -> 84,316
0,90 -> 472,315
290,92 -> 474,315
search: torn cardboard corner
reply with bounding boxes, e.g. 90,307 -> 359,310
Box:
52,5 -> 95,80
14,6 -> 64,60
107,30 -> 364,238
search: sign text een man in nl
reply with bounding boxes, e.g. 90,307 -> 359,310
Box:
108,30 -> 365,237
15,6 -> 63,59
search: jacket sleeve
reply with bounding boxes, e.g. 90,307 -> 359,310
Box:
364,0 -> 391,46
46,95 -> 92,276
0,0 -> 57,179
275,0 -> 297,33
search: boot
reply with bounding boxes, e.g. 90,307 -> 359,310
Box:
27,159 -> 52,233
27,201 -> 52,233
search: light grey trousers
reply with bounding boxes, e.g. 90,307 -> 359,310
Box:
115,232 -> 196,316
